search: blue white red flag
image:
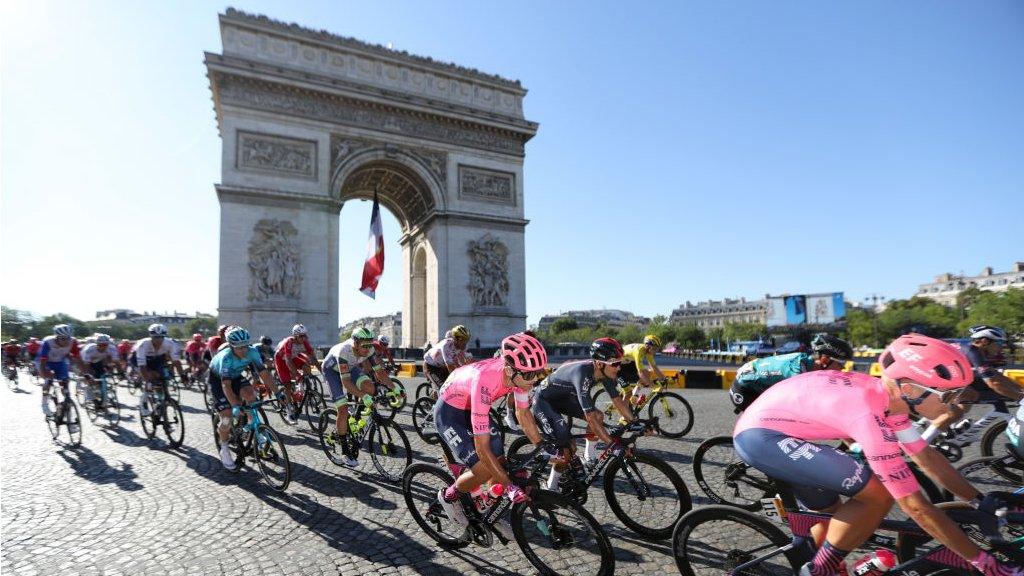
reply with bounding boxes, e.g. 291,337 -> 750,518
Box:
360,192 -> 384,298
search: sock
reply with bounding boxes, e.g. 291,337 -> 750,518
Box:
921,424 -> 941,442
546,468 -> 563,490
810,541 -> 849,576
584,439 -> 598,460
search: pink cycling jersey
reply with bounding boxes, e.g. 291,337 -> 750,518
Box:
438,357 -> 530,435
734,370 -> 928,499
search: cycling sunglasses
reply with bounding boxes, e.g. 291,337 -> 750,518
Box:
906,382 -> 967,405
602,360 -> 623,367
513,368 -> 545,382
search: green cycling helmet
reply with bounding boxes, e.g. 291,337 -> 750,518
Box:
352,327 -> 375,341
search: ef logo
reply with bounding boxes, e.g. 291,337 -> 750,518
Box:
897,349 -> 923,362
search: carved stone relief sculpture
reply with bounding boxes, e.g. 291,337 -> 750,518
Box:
249,219 -> 303,301
467,235 -> 510,308
458,165 -> 515,205
237,131 -> 317,179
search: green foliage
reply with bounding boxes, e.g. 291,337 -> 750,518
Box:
876,296 -> 958,340
674,323 -> 706,349
339,329 -> 354,341
549,316 -> 579,333
844,307 -> 878,347
184,317 -> 218,337
723,322 -> 767,342
958,287 -> 1024,336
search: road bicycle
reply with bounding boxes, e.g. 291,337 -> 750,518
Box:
211,397 -> 291,492
591,374 -> 694,438
691,435 -> 948,511
402,433 -> 615,576
2,362 -> 19,390
506,418 -> 692,540
672,477 -> 1023,575
138,371 -> 185,448
317,392 -> 412,483
926,397 -> 1018,462
411,396 -> 505,447
43,383 -> 82,447
74,372 -> 121,428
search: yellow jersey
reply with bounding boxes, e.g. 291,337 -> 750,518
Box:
623,343 -> 657,371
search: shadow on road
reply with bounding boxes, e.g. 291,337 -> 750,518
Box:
57,445 -> 143,491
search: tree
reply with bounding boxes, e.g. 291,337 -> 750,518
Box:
706,327 -> 725,350
844,307 -> 877,347
958,287 -> 1024,336
550,316 -> 579,334
675,323 -> 705,350
184,317 -> 218,337
1,307 -> 36,341
723,322 -> 766,342
876,297 -> 957,340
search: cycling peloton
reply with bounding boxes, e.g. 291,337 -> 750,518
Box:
733,333 -> 1021,576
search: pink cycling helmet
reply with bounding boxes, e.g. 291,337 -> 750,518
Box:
501,332 -> 548,372
879,333 -> 972,389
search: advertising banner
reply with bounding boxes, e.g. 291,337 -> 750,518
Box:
785,295 -> 807,325
765,297 -> 789,327
767,292 -> 846,326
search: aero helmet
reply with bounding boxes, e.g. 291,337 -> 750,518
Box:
643,334 -> 663,349
352,327 -> 374,341
968,325 -> 1007,343
810,333 -> 853,361
378,335 -> 390,347
879,333 -> 971,389
451,325 -> 470,341
148,323 -> 168,337
54,324 -> 74,338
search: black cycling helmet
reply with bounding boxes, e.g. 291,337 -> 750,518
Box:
590,337 -> 624,362
260,335 -> 272,345
810,333 -> 853,361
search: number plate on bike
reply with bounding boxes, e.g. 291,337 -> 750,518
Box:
760,497 -> 787,524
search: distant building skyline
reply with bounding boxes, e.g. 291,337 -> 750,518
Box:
536,309 -> 651,331
915,262 -> 1024,307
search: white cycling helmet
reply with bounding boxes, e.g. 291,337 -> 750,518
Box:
53,324 -> 74,338
969,325 -> 1007,343
94,333 -> 112,345
148,323 -> 168,337
292,324 -> 308,336
378,335 -> 390,347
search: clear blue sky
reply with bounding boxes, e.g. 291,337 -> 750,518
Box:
2,1 -> 1021,326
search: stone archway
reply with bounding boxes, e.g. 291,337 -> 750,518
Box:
206,9 -> 538,345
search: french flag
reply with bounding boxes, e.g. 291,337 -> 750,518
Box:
359,191 -> 385,299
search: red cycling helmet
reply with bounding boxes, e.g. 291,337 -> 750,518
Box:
501,332 -> 548,372
879,333 -> 971,389
192,333 -> 202,342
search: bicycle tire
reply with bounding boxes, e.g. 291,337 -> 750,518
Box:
388,376 -> 408,412
412,397 -> 440,445
304,385 -> 328,434
103,384 -> 122,428
603,451 -> 691,539
980,419 -> 1009,458
646,391 -> 694,438
44,396 -> 60,439
591,388 -> 624,423
254,423 -> 291,491
401,463 -> 471,549
78,382 -> 99,424
373,389 -> 397,424
366,419 -> 412,483
317,410 -> 350,467
956,454 -> 1023,491
415,381 -> 433,401
56,399 -> 83,447
139,396 -> 157,439
512,488 -> 615,576
692,435 -> 769,511
161,399 -> 185,448
672,505 -> 802,576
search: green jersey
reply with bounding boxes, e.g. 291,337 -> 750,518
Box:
733,352 -> 814,394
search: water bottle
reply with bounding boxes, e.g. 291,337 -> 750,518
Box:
471,483 -> 504,512
852,549 -> 897,575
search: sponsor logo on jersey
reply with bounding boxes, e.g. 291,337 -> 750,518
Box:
841,462 -> 866,490
874,415 -> 899,442
777,437 -> 822,460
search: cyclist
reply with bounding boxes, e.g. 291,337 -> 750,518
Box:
435,332 -> 546,540
184,334 -> 207,382
273,324 -> 318,424
422,325 -> 471,393
78,334 -> 120,408
205,324 -> 229,362
116,339 -> 132,373
135,324 -> 185,416
256,335 -> 275,365
2,338 -> 21,370
733,334 -> 1020,576
38,324 -> 81,416
729,333 -> 854,413
531,337 -> 635,489
619,334 -> 667,403
320,327 -> 384,467
25,337 -> 41,362
372,335 -> 396,373
209,327 -> 280,470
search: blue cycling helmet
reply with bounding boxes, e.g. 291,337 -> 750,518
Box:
226,327 -> 251,347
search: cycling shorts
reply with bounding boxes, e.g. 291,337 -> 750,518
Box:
187,352 -> 204,365
38,359 -> 70,382
618,363 -> 639,385
532,386 -> 587,449
86,361 -> 106,379
734,428 -> 871,510
209,372 -> 250,413
425,363 -> 450,387
274,353 -> 308,383
434,400 -> 503,467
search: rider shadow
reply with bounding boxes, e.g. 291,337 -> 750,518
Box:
102,425 -> 148,448
9,387 -> 31,394
289,460 -> 396,512
167,445 -> 253,488
640,446 -> 693,467
604,524 -> 672,564
56,445 -> 143,492
255,490 -> 464,576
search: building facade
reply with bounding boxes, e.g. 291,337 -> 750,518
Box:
95,310 -> 214,326
339,312 -> 402,347
537,309 -> 651,332
669,297 -> 767,329
915,262 -> 1024,306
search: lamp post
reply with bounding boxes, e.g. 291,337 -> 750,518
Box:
864,294 -> 886,347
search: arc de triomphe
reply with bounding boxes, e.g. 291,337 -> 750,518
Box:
205,10 -> 538,346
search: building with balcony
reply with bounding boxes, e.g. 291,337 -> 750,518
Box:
669,297 -> 767,329
915,262 -> 1024,306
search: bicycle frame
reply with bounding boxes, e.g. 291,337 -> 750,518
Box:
942,400 -> 1015,448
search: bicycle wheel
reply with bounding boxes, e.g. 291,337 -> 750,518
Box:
591,388 -> 624,423
317,410 -> 349,467
401,463 -> 470,549
78,382 -> 99,424
647,392 -> 694,438
254,423 -> 291,491
980,419 -> 1009,458
304,385 -> 328,433
387,377 -> 408,411
603,451 -> 692,539
366,418 -> 412,483
100,384 -> 121,428
59,400 -> 83,447
4,366 -> 19,390
161,399 -> 185,448
692,435 -> 770,511
512,489 -> 615,576
44,396 -> 60,439
139,396 -> 157,439
958,453 -> 1023,487
412,397 -> 440,445
673,505 -> 802,576
165,379 -> 180,402
415,381 -> 433,401
211,414 -> 246,471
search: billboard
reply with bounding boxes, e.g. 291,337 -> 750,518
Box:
766,292 -> 846,327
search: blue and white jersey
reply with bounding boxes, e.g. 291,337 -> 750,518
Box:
210,346 -> 265,380
38,336 -> 79,363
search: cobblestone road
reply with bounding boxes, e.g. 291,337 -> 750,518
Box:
0,372 -> 742,576
1,372 -> 1011,575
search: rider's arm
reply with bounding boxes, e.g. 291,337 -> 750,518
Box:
610,396 -> 635,423
222,377 -> 241,406
982,372 -> 1024,401
896,491 -> 981,561
646,351 -> 666,380
907,446 -> 980,502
